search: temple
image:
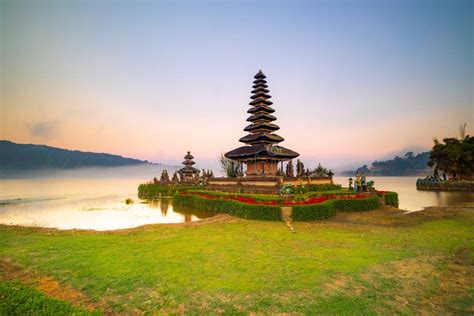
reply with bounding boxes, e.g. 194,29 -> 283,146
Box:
178,151 -> 199,181
225,70 -> 299,176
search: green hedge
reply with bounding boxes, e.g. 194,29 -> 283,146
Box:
332,196 -> 380,212
293,183 -> 342,194
291,201 -> 337,221
291,196 -> 380,221
384,192 -> 399,207
173,194 -> 282,221
138,184 -> 195,199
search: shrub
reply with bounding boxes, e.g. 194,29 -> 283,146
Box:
173,194 -> 282,221
291,200 -> 336,221
125,198 -> 133,204
292,196 -> 380,221
292,183 -> 342,194
138,184 -> 195,199
384,192 -> 399,207
332,196 -> 379,212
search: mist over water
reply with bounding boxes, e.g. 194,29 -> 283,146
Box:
1,164 -> 176,180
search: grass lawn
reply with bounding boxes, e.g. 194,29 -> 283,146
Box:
0,206 -> 473,314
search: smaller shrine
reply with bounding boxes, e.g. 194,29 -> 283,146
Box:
178,151 -> 200,182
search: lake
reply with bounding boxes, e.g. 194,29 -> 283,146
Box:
0,176 -> 472,231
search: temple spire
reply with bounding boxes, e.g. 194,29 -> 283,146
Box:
239,70 -> 284,145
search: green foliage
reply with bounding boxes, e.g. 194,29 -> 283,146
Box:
384,192 -> 399,207
138,183 -> 195,199
174,194 -> 282,221
125,198 -> 134,204
342,152 -> 430,176
312,162 -> 329,177
332,196 -> 380,212
291,201 -> 336,221
292,184 -> 342,194
0,280 -> 98,315
292,196 -> 380,220
219,154 -> 241,178
428,134 -> 474,180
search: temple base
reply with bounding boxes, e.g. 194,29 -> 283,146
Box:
207,176 -> 333,194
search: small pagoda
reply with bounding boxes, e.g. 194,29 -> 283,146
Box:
178,151 -> 199,181
225,70 -> 299,176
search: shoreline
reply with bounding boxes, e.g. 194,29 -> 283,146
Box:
1,203 -> 472,233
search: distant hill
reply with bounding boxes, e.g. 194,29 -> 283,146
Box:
0,140 -> 148,175
341,151 -> 431,176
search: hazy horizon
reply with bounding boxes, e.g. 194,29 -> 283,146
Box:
1,0 -> 472,171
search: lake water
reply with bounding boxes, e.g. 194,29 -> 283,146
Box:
0,176 -> 472,231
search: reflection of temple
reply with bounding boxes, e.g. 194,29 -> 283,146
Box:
178,151 -> 199,181
225,70 -> 299,176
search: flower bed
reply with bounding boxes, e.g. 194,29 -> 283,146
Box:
180,192 -> 369,206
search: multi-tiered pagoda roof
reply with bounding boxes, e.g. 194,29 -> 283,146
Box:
178,151 -> 199,176
225,70 -> 299,161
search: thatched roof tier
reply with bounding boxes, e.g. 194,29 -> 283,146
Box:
178,166 -> 199,174
253,79 -> 267,85
252,83 -> 268,89
250,92 -> 271,100
244,122 -> 280,132
246,113 -> 277,121
249,99 -> 273,106
184,152 -> 194,160
247,106 -> 275,114
251,87 -> 269,94
254,70 -> 266,79
239,132 -> 284,145
225,144 -> 299,160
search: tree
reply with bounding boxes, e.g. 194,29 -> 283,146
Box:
285,160 -> 294,177
313,163 -> 329,177
219,154 -> 241,178
428,131 -> 473,180
296,159 -> 305,177
160,169 -> 170,183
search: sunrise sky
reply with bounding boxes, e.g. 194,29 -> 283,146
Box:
1,0 -> 472,170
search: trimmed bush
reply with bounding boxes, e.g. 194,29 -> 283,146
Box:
384,192 -> 399,207
292,200 -> 336,221
173,194 -> 282,221
293,183 -> 342,194
332,196 -> 379,212
292,196 -> 380,221
138,184 -> 195,199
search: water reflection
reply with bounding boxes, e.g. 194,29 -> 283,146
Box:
0,179 -> 213,231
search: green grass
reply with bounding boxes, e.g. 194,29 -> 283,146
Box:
0,208 -> 473,314
0,280 -> 98,315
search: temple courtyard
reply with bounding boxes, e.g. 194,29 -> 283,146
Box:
1,205 -> 472,315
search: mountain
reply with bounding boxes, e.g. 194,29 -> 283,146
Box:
0,140 -> 149,175
341,151 -> 432,176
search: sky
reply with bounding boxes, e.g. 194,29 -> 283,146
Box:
1,0 -> 473,171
